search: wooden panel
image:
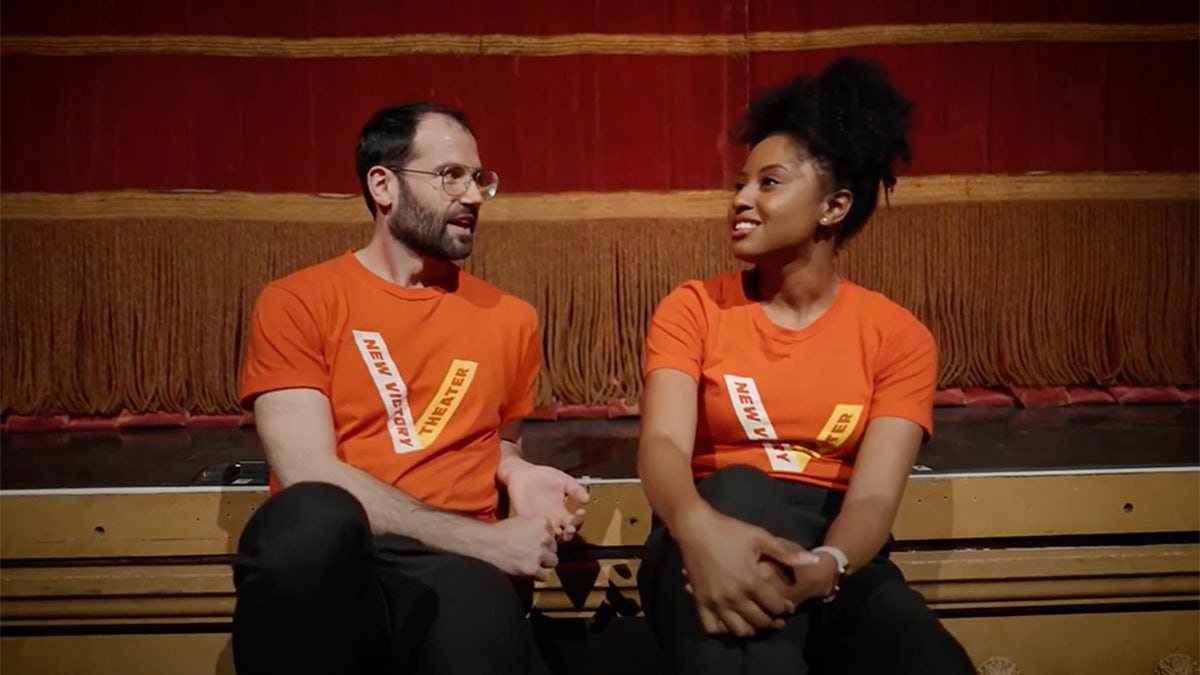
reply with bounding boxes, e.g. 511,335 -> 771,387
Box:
0,633 -> 235,675
1,565 -> 231,598
5,544 -> 1193,624
575,471 -> 1200,548
0,491 -> 262,559
532,544 -> 1200,614
1,613 -> 1194,675
2,470 -> 1196,559
0,564 -> 235,623
574,482 -> 652,547
904,544 -> 1200,608
1,597 -> 234,622
944,611 -> 1199,675
896,471 -> 1200,541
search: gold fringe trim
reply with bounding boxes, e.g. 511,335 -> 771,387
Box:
1,174 -> 1195,224
1,23 -> 1194,58
1,201 -> 1195,415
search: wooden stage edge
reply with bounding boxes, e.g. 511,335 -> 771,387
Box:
3,470 -> 1198,559
1,611 -> 1197,675
2,467 -> 1198,673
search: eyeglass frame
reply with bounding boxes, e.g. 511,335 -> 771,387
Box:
383,163 -> 500,201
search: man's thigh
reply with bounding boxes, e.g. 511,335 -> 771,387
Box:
372,535 -> 546,675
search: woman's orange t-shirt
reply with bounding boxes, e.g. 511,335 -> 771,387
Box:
644,272 -> 937,492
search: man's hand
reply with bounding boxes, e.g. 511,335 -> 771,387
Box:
674,506 -> 817,638
482,515 -> 560,581
500,458 -> 589,541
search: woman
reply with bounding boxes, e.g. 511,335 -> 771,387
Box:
636,57 -> 975,674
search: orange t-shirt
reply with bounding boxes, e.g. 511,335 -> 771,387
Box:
240,251 -> 541,520
643,271 -> 937,492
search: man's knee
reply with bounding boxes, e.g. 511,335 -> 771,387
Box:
417,555 -> 538,671
428,555 -> 525,620
235,482 -> 371,595
696,465 -> 780,522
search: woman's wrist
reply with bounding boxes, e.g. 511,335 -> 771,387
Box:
812,545 -> 850,599
668,499 -> 715,543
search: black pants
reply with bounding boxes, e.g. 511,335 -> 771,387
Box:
638,465 -> 975,675
231,482 -> 549,675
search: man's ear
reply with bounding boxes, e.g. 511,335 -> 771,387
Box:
367,166 -> 394,212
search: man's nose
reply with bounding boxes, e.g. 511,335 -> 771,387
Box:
459,180 -> 485,206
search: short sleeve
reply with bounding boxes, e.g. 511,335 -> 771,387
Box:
238,284 -> 331,409
644,283 -> 707,381
499,305 -> 542,423
869,316 -> 938,438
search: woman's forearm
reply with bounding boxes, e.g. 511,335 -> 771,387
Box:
819,494 -> 899,571
637,434 -> 709,537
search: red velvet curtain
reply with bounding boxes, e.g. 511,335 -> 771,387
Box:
2,0 -> 1196,195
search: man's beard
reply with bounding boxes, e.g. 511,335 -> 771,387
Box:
387,187 -> 474,261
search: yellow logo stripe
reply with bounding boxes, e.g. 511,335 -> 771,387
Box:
415,359 -> 478,447
816,404 -> 864,448
773,442 -> 821,471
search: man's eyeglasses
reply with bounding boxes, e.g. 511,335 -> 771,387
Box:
385,164 -> 500,201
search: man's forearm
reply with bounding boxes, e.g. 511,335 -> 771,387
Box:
287,457 -> 495,559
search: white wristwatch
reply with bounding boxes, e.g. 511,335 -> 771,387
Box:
812,545 -> 850,601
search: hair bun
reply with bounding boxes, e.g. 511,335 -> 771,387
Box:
730,56 -> 914,246
816,57 -> 912,190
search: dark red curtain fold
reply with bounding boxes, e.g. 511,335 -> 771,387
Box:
3,0 -> 1195,38
1,41 -> 1196,194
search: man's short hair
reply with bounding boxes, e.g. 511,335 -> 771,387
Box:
355,102 -> 472,216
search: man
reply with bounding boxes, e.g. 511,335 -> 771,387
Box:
231,102 -> 588,675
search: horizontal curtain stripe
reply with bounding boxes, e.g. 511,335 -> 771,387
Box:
2,174 -> 1195,223
2,23 -> 1194,58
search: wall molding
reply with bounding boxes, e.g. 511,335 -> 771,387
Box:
1,23 -> 1194,58
1,173 -> 1195,223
